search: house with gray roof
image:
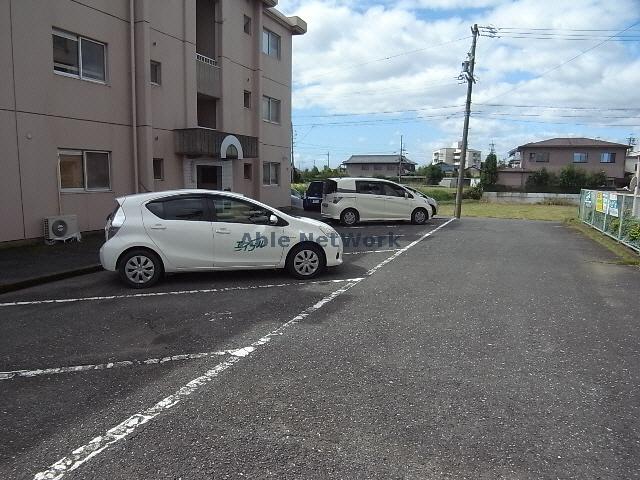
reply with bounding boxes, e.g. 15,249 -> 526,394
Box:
343,155 -> 417,178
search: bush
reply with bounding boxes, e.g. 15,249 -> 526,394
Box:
463,185 -> 483,200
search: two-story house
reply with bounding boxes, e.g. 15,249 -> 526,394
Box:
0,0 -> 305,242
498,138 -> 628,188
342,155 -> 417,178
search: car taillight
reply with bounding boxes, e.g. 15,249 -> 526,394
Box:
332,196 -> 343,204
107,206 -> 126,240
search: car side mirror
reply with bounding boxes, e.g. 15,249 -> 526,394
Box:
269,214 -> 279,225
404,191 -> 409,198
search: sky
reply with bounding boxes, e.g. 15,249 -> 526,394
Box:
274,0 -> 640,170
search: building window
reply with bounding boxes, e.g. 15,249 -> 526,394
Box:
262,95 -> 281,123
262,28 -> 281,59
59,150 -> 111,191
153,158 -> 164,180
244,15 -> 252,35
573,152 -> 588,163
263,162 -> 280,185
244,163 -> 252,180
361,164 -> 369,170
529,152 -> 549,163
244,90 -> 252,109
600,152 -> 616,163
53,29 -> 106,82
150,61 -> 161,85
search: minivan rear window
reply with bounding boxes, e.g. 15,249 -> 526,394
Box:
323,180 -> 337,195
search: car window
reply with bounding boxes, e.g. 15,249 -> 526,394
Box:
291,189 -> 301,198
212,196 -> 272,224
355,181 -> 383,195
146,197 -> 208,221
383,183 -> 407,197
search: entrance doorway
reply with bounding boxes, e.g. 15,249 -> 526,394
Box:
196,165 -> 222,190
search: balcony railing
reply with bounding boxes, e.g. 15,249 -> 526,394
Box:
196,53 -> 221,98
175,128 -> 259,158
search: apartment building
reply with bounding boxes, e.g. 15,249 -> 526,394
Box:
432,141 -> 481,168
0,0 -> 306,242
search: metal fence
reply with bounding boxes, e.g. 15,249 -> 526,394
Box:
579,189 -> 640,253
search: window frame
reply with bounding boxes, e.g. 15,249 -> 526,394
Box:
244,90 -> 252,109
262,162 -> 280,186
150,60 -> 161,85
529,152 -> 549,163
243,163 -> 252,180
262,28 -> 281,59
262,95 -> 281,124
244,15 -> 252,35
58,149 -> 111,193
153,158 -> 164,180
573,152 -> 588,163
52,28 -> 107,84
600,152 -> 616,163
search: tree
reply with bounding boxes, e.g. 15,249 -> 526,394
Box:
424,164 -> 444,185
480,153 -> 498,187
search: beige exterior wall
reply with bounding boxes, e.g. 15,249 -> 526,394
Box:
519,146 -> 626,178
0,0 -> 302,242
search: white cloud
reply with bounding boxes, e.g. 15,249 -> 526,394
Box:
280,0 -> 640,157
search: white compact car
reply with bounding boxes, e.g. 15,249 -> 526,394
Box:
100,190 -> 343,288
321,178 -> 436,226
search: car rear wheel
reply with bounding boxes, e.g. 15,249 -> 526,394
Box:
340,208 -> 359,226
411,208 -> 429,225
286,243 -> 326,279
118,249 -> 163,288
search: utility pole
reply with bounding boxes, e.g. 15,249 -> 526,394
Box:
398,135 -> 404,183
454,24 -> 479,219
291,123 -> 295,182
327,152 -> 330,170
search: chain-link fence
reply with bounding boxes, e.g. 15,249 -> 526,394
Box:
579,190 -> 640,253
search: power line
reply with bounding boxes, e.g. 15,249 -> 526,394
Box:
480,19 -> 640,103
298,36 -> 471,81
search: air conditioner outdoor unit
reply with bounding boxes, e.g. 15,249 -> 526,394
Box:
43,215 -> 82,244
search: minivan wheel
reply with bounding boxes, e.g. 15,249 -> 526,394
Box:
411,208 -> 429,225
118,249 -> 163,288
286,243 -> 326,279
340,208 -> 359,226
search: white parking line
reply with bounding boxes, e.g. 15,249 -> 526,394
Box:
0,350 -> 234,380
33,218 -> 455,480
0,278 -> 364,308
343,249 -> 401,255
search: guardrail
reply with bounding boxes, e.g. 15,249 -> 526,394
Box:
579,189 -> 640,253
196,53 -> 218,67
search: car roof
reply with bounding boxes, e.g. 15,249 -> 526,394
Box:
116,189 -> 247,204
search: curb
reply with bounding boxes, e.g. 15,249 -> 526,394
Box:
0,265 -> 103,294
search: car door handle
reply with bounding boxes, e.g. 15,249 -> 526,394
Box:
150,225 -> 166,230
215,229 -> 230,234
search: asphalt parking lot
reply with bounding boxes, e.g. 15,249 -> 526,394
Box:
1,216 -> 639,479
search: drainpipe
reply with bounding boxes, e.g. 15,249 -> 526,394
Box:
129,0 -> 139,193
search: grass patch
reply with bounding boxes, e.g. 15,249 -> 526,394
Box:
564,218 -> 640,265
438,201 -> 578,222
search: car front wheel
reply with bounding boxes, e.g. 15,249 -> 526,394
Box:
118,249 -> 163,288
286,243 -> 326,279
411,208 -> 429,225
